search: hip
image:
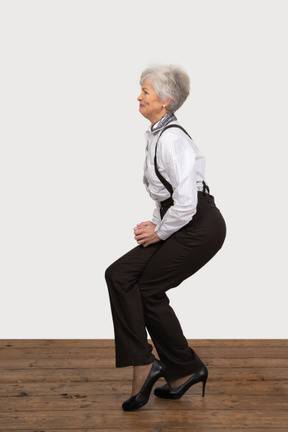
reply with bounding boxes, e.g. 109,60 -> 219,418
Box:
170,192 -> 226,247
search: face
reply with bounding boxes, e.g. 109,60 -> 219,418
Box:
137,79 -> 170,125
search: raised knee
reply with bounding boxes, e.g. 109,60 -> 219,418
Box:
105,262 -> 116,284
105,260 -> 126,289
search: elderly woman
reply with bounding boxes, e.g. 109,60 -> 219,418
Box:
105,64 -> 226,411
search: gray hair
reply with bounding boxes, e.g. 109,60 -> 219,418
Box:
140,64 -> 190,113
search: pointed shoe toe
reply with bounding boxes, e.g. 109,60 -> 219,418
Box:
122,393 -> 149,411
154,364 -> 208,399
122,359 -> 166,411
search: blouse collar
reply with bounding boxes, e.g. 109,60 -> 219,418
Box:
151,113 -> 177,133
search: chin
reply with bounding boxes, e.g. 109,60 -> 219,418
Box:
139,110 -> 148,119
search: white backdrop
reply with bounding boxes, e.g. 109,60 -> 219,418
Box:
1,0 -> 287,339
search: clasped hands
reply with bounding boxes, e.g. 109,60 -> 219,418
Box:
134,221 -> 161,247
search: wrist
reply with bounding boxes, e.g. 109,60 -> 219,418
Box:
154,225 -> 162,240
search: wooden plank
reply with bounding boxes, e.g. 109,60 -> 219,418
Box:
0,367 -> 287,383
1,357 -> 287,369
1,346 -> 288,360
3,429 -> 288,432
0,410 -> 288,429
1,339 -> 288,349
0,380 -> 288,397
0,393 -> 288,412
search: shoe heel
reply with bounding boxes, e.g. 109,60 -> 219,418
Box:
202,377 -> 207,397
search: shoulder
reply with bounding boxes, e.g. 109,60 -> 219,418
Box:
158,123 -> 193,153
161,122 -> 190,137
158,123 -> 192,147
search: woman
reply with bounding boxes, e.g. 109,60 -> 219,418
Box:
105,64 -> 226,411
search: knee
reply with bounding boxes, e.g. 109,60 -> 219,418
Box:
105,260 -> 126,292
140,287 -> 166,303
105,262 -> 117,285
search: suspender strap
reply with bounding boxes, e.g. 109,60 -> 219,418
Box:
154,124 -> 210,197
154,125 -> 191,196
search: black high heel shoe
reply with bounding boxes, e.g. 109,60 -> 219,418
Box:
154,364 -> 208,399
122,359 -> 166,411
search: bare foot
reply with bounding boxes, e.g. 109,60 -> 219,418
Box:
131,363 -> 153,396
169,373 -> 193,388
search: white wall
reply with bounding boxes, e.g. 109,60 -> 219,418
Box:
1,0 -> 287,339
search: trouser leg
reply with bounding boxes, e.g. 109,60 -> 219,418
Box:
105,242 -> 163,367
137,234 -> 214,380
106,235 -> 207,375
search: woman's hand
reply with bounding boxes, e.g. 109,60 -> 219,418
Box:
134,221 -> 161,247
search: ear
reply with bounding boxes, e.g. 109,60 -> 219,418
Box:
162,97 -> 172,109
165,97 -> 172,107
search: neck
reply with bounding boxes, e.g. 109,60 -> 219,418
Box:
150,110 -> 169,126
151,112 -> 177,132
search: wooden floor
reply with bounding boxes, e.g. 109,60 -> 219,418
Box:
0,340 -> 287,431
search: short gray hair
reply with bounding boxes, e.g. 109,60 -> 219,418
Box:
140,64 -> 190,113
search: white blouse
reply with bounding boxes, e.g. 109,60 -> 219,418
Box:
143,119 -> 206,240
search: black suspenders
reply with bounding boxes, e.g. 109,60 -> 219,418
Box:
154,125 -> 191,196
154,125 -> 210,200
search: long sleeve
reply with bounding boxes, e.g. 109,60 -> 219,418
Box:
154,131 -> 199,240
151,201 -> 161,225
143,121 -> 206,241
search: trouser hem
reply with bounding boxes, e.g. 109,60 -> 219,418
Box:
165,364 -> 206,381
116,353 -> 155,368
164,353 -> 205,381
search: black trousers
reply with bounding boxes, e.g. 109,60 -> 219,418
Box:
105,192 -> 226,381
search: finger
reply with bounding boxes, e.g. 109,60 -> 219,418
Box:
134,233 -> 146,241
134,231 -> 144,238
134,229 -> 146,237
142,221 -> 151,227
143,240 -> 151,247
137,239 -> 146,245
137,236 -> 151,245
136,221 -> 150,228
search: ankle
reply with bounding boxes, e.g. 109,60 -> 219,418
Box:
169,374 -> 193,389
132,363 -> 153,396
